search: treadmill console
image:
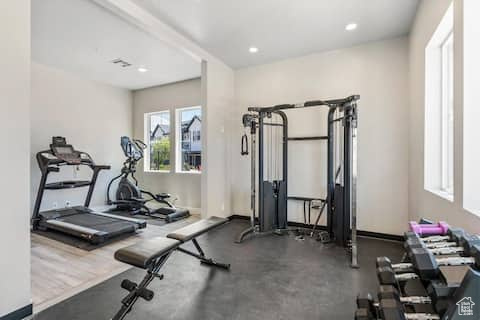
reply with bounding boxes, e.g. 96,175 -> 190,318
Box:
50,136 -> 82,165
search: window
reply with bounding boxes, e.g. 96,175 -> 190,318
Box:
176,106 -> 202,173
424,4 -> 453,201
193,130 -> 201,142
145,111 -> 171,171
440,32 -> 454,194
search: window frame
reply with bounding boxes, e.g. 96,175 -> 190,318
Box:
175,106 -> 202,174
440,31 -> 454,194
424,3 -> 454,202
144,110 -> 172,173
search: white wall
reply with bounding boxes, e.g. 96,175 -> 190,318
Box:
409,0 -> 480,233
0,0 -> 32,317
462,0 -> 480,216
31,62 -> 133,211
132,78 -> 202,210
232,37 -> 410,235
202,60 -> 235,218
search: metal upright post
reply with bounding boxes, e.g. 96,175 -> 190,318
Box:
326,107 -> 336,237
350,104 -> 359,268
343,103 -> 358,268
250,123 -> 257,230
258,113 -> 265,232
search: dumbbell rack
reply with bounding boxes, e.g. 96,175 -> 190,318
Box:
355,221 -> 480,320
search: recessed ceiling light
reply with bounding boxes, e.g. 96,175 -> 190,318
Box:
138,67 -> 148,73
249,47 -> 259,53
345,23 -> 358,31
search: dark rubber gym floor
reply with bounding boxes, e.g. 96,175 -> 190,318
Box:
34,219 -> 403,320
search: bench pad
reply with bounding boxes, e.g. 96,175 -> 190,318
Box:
114,237 -> 180,269
167,216 -> 227,242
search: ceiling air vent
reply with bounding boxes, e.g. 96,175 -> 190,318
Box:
111,59 -> 132,68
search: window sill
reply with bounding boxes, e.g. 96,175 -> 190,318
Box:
463,206 -> 480,218
144,170 -> 171,174
176,171 -> 202,175
425,188 -> 454,202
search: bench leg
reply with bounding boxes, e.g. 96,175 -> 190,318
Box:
177,239 -> 231,270
112,252 -> 171,320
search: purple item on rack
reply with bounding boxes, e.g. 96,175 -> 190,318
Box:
409,221 -> 449,236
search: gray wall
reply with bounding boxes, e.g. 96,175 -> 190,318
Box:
409,0 -> 480,233
31,62 -> 133,211
0,0 -> 31,316
133,78 -> 202,211
232,37 -> 410,235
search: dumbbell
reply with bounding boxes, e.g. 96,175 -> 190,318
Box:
357,287 -> 432,313
405,230 -> 480,257
404,227 -> 463,244
355,308 -> 374,320
378,285 -> 432,305
403,228 -> 464,249
356,293 -> 377,319
409,221 -> 449,236
377,246 -> 480,282
357,289 -> 439,320
410,246 -> 479,280
379,298 -> 440,320
377,266 -> 419,288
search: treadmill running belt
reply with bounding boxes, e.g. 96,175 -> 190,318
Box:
57,214 -> 137,236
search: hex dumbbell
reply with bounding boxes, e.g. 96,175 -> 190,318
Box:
377,248 -> 480,282
405,230 -> 480,257
379,298 -> 440,320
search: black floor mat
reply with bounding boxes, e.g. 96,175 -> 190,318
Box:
35,220 -> 405,320
32,229 -> 133,251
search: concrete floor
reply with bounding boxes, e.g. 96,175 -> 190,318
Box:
34,219 -> 404,320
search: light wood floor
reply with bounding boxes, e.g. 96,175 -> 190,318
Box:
31,215 -> 199,313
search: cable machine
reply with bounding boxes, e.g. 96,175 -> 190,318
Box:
237,95 -> 359,268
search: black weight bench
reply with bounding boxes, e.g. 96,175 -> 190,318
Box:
112,217 -> 230,320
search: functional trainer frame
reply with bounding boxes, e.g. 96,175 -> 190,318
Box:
237,95 -> 359,267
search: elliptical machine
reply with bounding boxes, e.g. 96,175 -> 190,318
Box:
106,136 -> 190,223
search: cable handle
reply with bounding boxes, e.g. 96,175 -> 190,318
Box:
241,134 -> 249,155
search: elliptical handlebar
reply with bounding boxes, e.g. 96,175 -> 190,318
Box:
120,136 -> 146,163
108,137 -> 146,204
133,139 -> 147,151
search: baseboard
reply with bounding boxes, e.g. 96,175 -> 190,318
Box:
228,214 -> 403,242
0,304 -> 32,320
356,230 -> 403,242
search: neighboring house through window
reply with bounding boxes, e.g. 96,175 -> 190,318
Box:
144,110 -> 171,171
176,106 -> 202,172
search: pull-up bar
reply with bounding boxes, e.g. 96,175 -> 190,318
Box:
248,95 -> 360,113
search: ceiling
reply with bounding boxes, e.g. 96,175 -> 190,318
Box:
32,0 -> 201,90
131,0 -> 420,68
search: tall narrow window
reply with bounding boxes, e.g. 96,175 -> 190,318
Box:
145,111 -> 171,171
440,32 -> 454,194
176,106 -> 202,173
425,4 -> 453,201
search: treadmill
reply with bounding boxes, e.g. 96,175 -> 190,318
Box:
32,137 -> 147,244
